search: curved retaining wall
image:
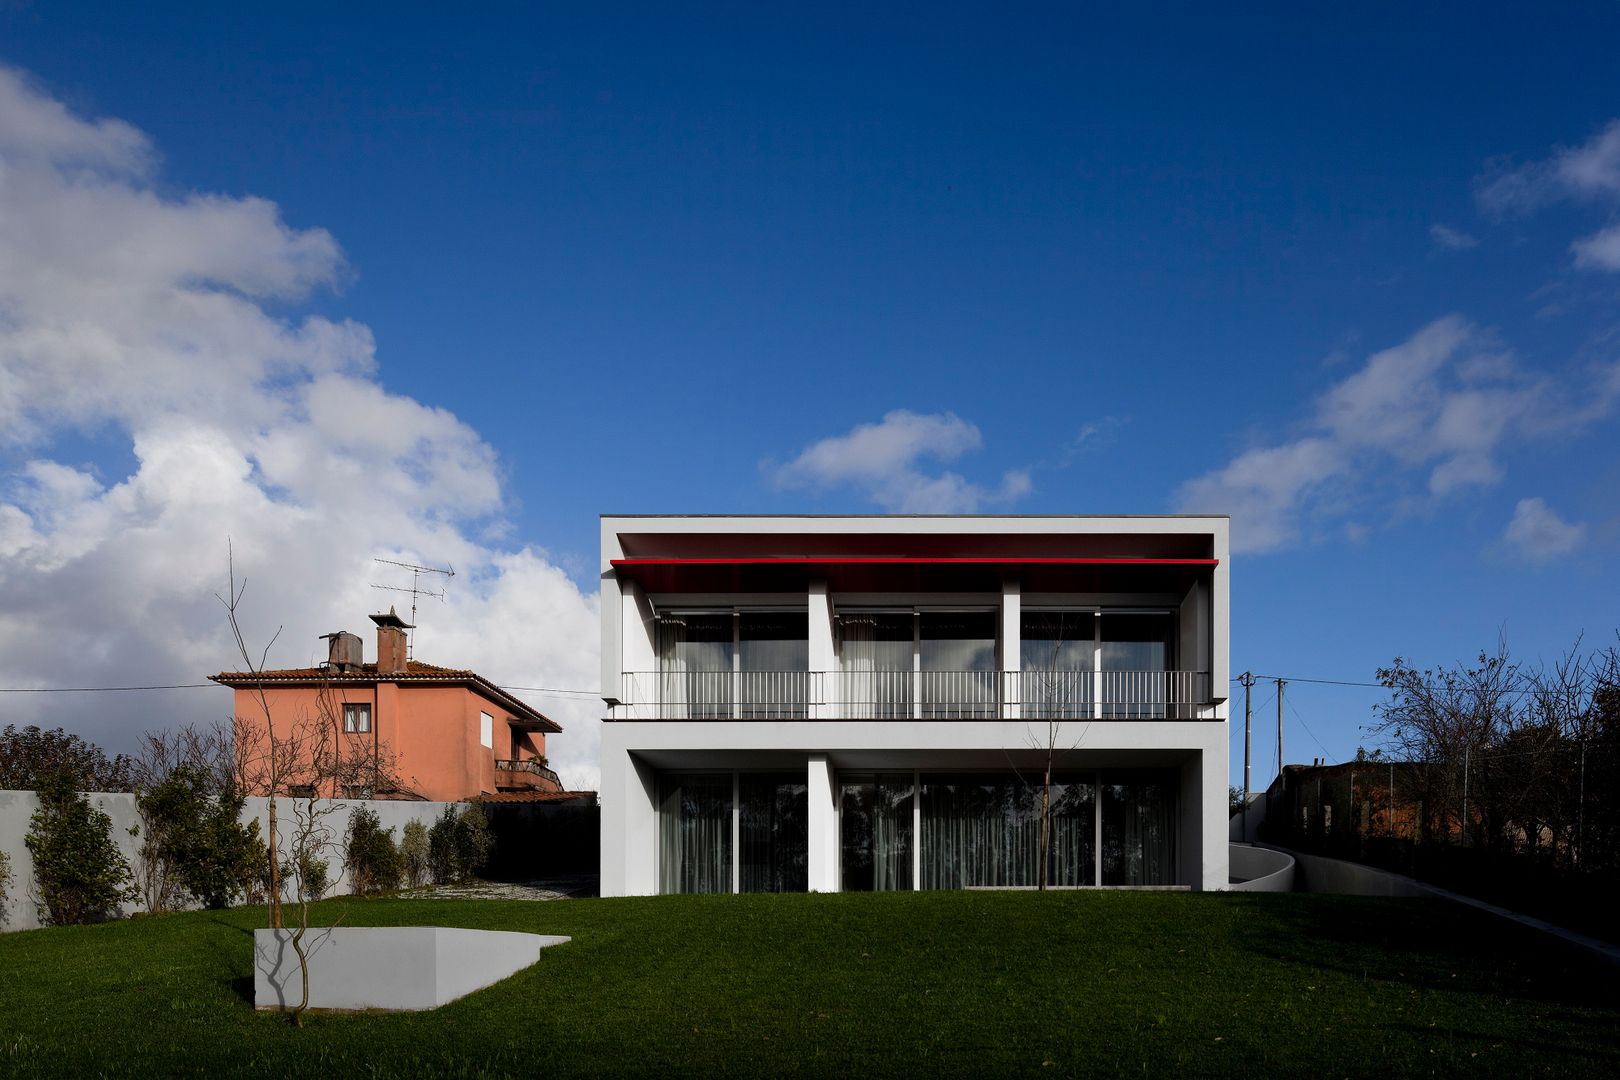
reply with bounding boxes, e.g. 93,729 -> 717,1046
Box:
1227,844 -> 1295,892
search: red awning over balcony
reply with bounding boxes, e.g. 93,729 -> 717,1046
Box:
610,556 -> 1217,594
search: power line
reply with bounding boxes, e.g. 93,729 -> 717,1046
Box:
0,679 -> 606,699
0,683 -> 213,693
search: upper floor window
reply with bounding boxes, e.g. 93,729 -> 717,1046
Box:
838,610 -> 998,719
657,610 -> 808,719
342,703 -> 372,734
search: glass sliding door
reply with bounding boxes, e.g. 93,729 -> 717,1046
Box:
658,773 -> 733,894
738,612 -> 808,719
1101,772 -> 1177,885
919,773 -> 1095,888
739,773 -> 808,892
839,773 -> 915,891
1020,611 -> 1094,719
1099,613 -> 1174,719
838,613 -> 913,719
658,613 -> 732,719
920,611 -> 998,719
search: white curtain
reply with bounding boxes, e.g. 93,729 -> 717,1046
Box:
1102,775 -> 1176,885
657,616 -> 688,720
838,615 -> 877,720
920,776 -> 1095,888
659,774 -> 732,894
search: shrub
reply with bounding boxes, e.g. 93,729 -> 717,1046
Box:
270,850 -> 331,903
426,804 -> 494,884
0,849 -> 11,927
454,804 -> 494,879
400,819 -> 430,888
428,807 -> 459,884
24,772 -> 138,925
344,807 -> 403,895
136,765 -> 264,911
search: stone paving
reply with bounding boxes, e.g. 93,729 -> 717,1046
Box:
402,876 -> 599,902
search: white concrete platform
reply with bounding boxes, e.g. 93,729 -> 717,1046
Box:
254,926 -> 569,1011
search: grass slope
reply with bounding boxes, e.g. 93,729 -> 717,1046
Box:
1,891 -> 1616,1078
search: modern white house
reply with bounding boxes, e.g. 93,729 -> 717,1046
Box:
598,515 -> 1230,896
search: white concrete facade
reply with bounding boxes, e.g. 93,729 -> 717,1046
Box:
598,515 -> 1231,896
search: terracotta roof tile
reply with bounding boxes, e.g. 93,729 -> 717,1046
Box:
476,790 -> 597,805
209,660 -> 561,732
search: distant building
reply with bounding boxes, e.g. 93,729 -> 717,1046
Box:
211,609 -> 562,802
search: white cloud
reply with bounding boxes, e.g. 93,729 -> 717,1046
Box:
769,409 -> 1032,512
0,66 -> 603,788
1428,224 -> 1479,251
1571,222 -> 1620,271
1476,119 -> 1620,274
1174,316 -> 1620,552
1477,119 -> 1620,215
1503,497 -> 1586,562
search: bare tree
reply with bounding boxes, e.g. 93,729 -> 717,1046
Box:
217,544 -> 406,1026
1371,639 -> 1517,844
1020,612 -> 1090,890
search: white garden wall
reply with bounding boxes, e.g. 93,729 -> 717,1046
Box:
0,789 -> 457,932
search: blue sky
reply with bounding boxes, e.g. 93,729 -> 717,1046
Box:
2,5 -> 1619,787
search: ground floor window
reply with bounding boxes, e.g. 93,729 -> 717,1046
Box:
739,773 -> 808,892
658,767 -> 1179,894
920,774 -> 1096,888
1101,773 -> 1178,885
839,773 -> 915,891
658,773 -> 732,894
658,772 -> 808,894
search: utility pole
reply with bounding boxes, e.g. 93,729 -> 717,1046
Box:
1275,677 -> 1286,777
1461,747 -> 1469,847
1240,672 -> 1254,840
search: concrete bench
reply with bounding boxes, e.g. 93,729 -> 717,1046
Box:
255,926 -> 570,1011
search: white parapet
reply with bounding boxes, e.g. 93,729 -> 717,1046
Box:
254,926 -> 569,1011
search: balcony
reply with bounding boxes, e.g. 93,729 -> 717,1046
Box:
494,759 -> 561,791
615,670 -> 1213,721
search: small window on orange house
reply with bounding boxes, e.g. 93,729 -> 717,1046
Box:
343,703 -> 372,733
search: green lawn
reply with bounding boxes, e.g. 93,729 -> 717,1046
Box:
1,891 -> 1616,1078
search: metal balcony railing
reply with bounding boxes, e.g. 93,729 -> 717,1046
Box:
617,670 -> 1214,720
619,670 -> 812,720
1014,670 -> 1212,721
494,759 -> 560,786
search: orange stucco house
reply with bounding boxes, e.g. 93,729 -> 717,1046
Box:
211,609 -> 563,802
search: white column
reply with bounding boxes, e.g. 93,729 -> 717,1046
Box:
600,729 -> 659,897
806,754 -> 839,892
1000,578 -> 1020,720
808,578 -> 835,720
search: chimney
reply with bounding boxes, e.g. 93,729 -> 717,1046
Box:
320,631 -> 363,673
370,606 -> 413,675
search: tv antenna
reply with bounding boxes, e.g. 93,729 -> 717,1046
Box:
370,557 -> 455,658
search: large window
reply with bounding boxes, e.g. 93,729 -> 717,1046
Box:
1101,613 -> 1174,719
839,774 -> 915,891
739,773 -> 808,892
1020,610 -> 1178,719
739,613 -> 809,719
1021,612 -> 1094,719
1101,773 -> 1178,884
658,771 -> 808,894
920,612 -> 998,719
919,774 -> 1095,888
837,613 -> 914,719
838,610 -> 998,719
658,774 -> 732,894
657,611 -> 808,719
